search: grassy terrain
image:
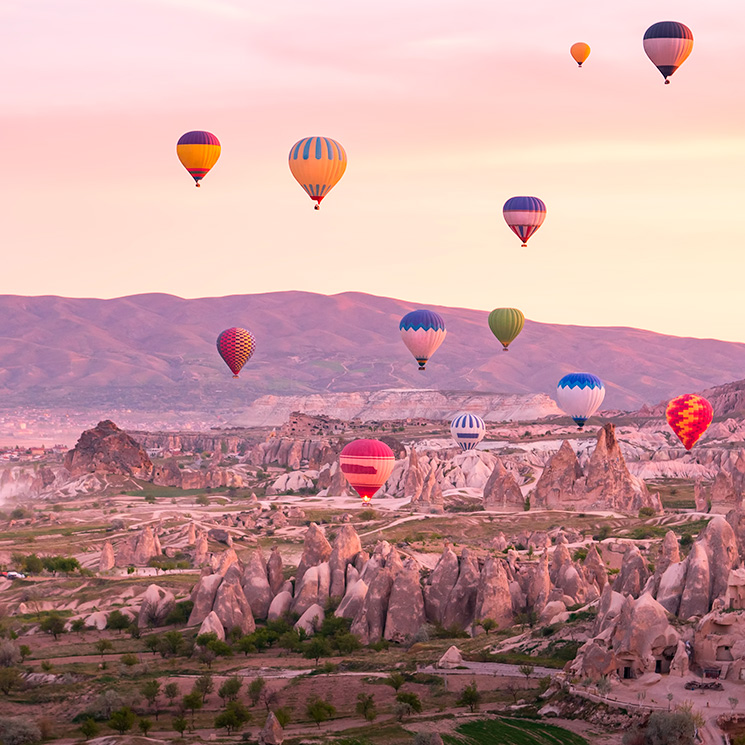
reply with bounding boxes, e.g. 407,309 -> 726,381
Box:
648,479 -> 697,510
444,717 -> 589,745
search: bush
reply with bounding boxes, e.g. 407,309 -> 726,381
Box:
0,717 -> 42,745
638,506 -> 656,518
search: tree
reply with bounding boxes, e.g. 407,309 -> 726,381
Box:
385,671 -> 405,692
729,697 -> 739,713
79,718 -> 99,740
479,618 -> 498,635
519,664 -> 534,681
667,692 -> 674,711
248,676 -> 266,706
172,716 -> 188,738
0,717 -> 41,745
164,682 -> 180,705
144,635 -> 160,655
40,613 -> 66,640
306,696 -> 336,729
395,691 -> 422,719
194,673 -> 214,703
355,692 -> 377,722
597,676 -> 612,696
303,636 -> 332,666
158,631 -> 185,658
138,718 -> 153,736
141,679 -> 162,719
70,618 -> 86,634
108,707 -> 136,735
106,610 -> 130,633
120,653 -> 138,667
457,682 -> 481,713
274,707 -> 291,728
182,692 -> 202,727
95,639 -> 113,659
218,675 -> 242,703
643,711 -> 696,745
214,701 -> 251,734
261,687 -> 279,712
0,667 -> 22,695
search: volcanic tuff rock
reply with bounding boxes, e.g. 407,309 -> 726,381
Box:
384,562 -> 426,642
473,556 -> 513,629
99,541 -> 115,572
482,457 -> 524,511
526,551 -> 551,616
582,544 -> 608,592
188,574 -> 224,626
267,591 -> 293,621
442,549 -> 480,630
410,466 -> 444,514
115,526 -> 162,567
64,420 -> 153,479
292,563 -> 331,616
403,448 -> 425,499
295,604 -> 325,636
424,546 -> 460,624
259,711 -> 284,745
329,525 -> 362,598
267,546 -> 284,595
242,550 -> 273,620
198,610 -> 225,641
531,425 -> 659,514
653,531 -> 681,593
137,584 -> 175,628
612,545 -> 650,599
296,523 -> 332,583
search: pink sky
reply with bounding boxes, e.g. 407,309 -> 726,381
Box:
2,0 -> 744,342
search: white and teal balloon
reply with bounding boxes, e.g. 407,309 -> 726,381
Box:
450,412 -> 486,450
556,373 -> 605,429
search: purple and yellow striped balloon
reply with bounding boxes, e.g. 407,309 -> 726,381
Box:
177,131 -> 221,187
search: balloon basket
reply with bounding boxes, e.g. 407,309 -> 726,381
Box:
233,374 -> 239,378
521,243 -> 527,248
664,80 -> 670,85
196,183 -> 201,187
314,204 -> 320,210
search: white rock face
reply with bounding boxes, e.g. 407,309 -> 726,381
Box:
234,390 -> 561,427
269,471 -> 314,494
295,604 -> 324,635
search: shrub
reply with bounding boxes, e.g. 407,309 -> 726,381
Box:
0,717 -> 42,745
638,506 -> 656,518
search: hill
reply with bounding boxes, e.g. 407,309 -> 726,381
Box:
0,290 -> 744,412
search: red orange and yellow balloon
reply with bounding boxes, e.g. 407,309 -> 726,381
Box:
666,394 -> 713,450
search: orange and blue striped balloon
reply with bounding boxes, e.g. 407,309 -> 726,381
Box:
177,131 -> 221,187
288,137 -> 347,210
643,22 -> 693,84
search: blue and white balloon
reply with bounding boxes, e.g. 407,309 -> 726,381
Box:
450,412 -> 486,450
400,309 -> 447,370
556,373 -> 605,429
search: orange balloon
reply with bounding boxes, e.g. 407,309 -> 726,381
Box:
666,394 -> 713,450
570,42 -> 591,67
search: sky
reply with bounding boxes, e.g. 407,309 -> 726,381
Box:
2,0 -> 745,342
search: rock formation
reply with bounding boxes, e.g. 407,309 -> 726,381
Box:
267,547 -> 284,595
410,466 -> 444,513
198,610 -> 225,641
384,561 -> 426,643
473,556 -> 513,630
329,525 -> 362,598
259,712 -> 284,745
99,541 -> 115,572
64,420 -> 153,479
214,571 -> 255,635
424,545 -> 460,624
442,549 -> 480,630
242,550 -> 273,620
296,523 -> 332,583
292,563 -> 330,616
115,526 -> 162,567
403,447 -> 425,500
612,545 -> 650,598
483,457 -> 524,511
137,584 -> 175,628
531,425 -> 660,514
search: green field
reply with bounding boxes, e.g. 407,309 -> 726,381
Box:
444,717 -> 588,745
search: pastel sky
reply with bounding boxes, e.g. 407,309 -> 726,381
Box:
2,0 -> 744,342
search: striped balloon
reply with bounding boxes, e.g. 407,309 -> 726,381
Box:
666,394 -> 713,450
339,439 -> 395,503
570,42 -> 591,67
216,327 -> 256,378
643,22 -> 693,84
399,310 -> 447,370
177,131 -> 221,187
488,308 -> 525,351
503,196 -> 546,247
556,373 -> 605,429
450,412 -> 486,451
288,137 -> 347,210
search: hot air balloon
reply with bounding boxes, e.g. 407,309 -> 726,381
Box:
666,394 -> 713,450
339,439 -> 395,503
643,22 -> 693,84
503,197 -> 546,247
450,413 -> 486,451
177,131 -> 221,187
556,373 -> 605,429
570,42 -> 591,67
488,308 -> 525,351
399,310 -> 447,370
288,137 -> 347,209
216,327 -> 256,378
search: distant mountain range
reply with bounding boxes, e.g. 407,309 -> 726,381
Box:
0,291 -> 743,413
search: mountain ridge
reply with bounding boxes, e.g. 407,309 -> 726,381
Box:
0,290 -> 743,412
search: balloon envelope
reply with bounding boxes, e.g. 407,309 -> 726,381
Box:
643,22 -> 693,83
216,327 -> 256,377
666,394 -> 713,450
399,310 -> 447,370
488,308 -> 524,351
177,131 -> 221,186
556,373 -> 605,428
288,137 -> 347,209
570,42 -> 591,67
503,196 -> 546,247
339,439 -> 395,502
450,412 -> 486,451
